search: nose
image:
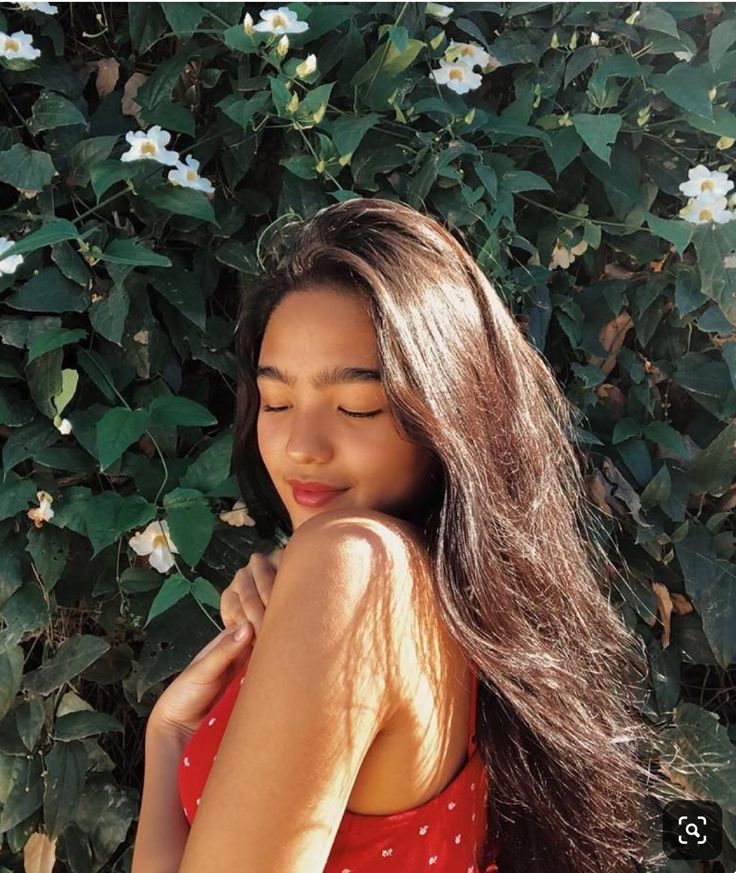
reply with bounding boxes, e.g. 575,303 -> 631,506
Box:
284,410 -> 334,465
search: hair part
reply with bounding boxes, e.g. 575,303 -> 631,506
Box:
233,197 -> 687,872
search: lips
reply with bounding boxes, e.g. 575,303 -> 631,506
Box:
286,479 -> 346,492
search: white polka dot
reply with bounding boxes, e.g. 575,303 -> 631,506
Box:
471,781 -> 475,791
183,756 -> 190,767
419,824 -> 429,835
184,807 -> 188,817
208,717 -> 216,726
196,797 -> 201,806
381,848 -> 393,857
240,677 -> 245,686
341,869 -> 352,873
429,856 -> 438,865
454,833 -> 462,844
213,754 -> 218,762
467,867 -> 474,873
471,813 -> 476,821
447,800 -> 456,810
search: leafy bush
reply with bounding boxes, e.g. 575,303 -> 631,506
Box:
0,2 -> 735,870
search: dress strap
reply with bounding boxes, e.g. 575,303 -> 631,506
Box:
467,666 -> 479,757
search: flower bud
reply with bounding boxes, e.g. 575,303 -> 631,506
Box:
295,53 -> 317,78
277,35 -> 289,57
243,13 -> 254,35
717,136 -> 735,150
590,31 -> 600,46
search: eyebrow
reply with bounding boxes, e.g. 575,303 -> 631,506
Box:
255,364 -> 383,389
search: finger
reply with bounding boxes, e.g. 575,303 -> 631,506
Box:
220,588 -> 247,628
188,623 -> 254,678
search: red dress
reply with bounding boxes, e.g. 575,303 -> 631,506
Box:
178,660 -> 500,872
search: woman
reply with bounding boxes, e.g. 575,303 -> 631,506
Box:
132,199 -> 664,873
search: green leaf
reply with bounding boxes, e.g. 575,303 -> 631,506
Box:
1,417 -> 59,478
0,142 -> 57,192
612,417 -> 641,444
643,421 -> 688,458
681,106 -> 736,139
138,184 -> 219,225
216,92 -> 270,130
43,741 -> 88,840
163,488 -> 216,568
651,63 -> 714,120
688,420 -> 736,497
638,4 -> 679,38
0,219 -> 80,261
148,395 -> 217,427
160,3 -> 205,37
645,213 -> 693,257
691,221 -> 736,326
100,237 -> 172,267
69,135 -> 119,187
27,328 -> 87,364
4,267 -> 89,314
326,112 -> 380,158
0,477 -> 37,523
22,635 -> 110,694
640,462 -> 672,510
660,702 -> 736,810
572,113 -> 621,165
0,645 -> 24,722
709,18 -> 736,71
191,576 -> 220,611
137,42 -> 201,110
90,159 -> 162,201
148,266 -> 206,329
145,573 -> 191,626
53,711 -> 124,741
96,407 -> 152,471
181,429 -> 233,493
28,92 -> 86,134
351,37 -> 424,86
544,127 -> 582,176
501,170 -> 553,193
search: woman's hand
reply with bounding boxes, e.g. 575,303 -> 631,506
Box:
150,622 -> 255,742
219,547 -> 284,637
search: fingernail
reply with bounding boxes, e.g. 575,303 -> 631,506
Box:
234,624 -> 248,642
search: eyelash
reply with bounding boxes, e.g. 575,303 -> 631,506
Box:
261,405 -> 382,419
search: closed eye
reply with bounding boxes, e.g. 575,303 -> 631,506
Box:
261,405 -> 382,419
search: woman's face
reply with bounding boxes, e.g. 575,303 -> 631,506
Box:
256,287 -> 437,532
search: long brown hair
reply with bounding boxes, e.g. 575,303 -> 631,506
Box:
232,197 -> 676,872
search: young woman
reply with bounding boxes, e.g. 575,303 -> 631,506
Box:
133,199 -> 663,873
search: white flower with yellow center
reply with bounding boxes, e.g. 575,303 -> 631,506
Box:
445,39 -> 491,70
13,0 -> 58,13
128,519 -> 180,574
549,232 -> 588,270
27,490 -> 54,528
120,125 -> 180,166
0,30 -> 41,60
253,6 -> 308,35
426,3 -> 454,23
0,236 -> 23,274
167,155 -> 215,194
430,58 -> 482,94
219,499 -> 257,528
679,164 -> 733,200
679,196 -> 733,225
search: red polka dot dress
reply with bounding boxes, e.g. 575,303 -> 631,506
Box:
178,661 -> 500,872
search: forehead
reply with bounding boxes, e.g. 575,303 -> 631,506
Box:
259,288 -> 378,362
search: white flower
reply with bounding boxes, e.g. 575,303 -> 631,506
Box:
13,0 -> 58,13
426,3 -> 454,23
55,417 -> 72,434
679,164 -> 733,200
444,40 -> 491,71
276,34 -> 289,57
0,237 -> 23,274
674,49 -> 694,62
243,12 -> 254,35
295,53 -> 317,78
716,136 -> 735,150
253,6 -> 308,35
129,519 -> 179,574
27,490 -> 54,528
167,155 -> 215,194
679,196 -> 733,225
120,125 -> 180,166
549,232 -> 588,270
219,500 -> 256,528
0,30 -> 41,60
430,58 -> 482,94
590,31 -> 600,46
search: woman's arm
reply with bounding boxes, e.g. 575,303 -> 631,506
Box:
130,716 -> 191,873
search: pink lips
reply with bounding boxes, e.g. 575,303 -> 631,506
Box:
288,482 -> 348,507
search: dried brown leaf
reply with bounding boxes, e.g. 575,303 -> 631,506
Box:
122,72 -> 147,124
95,58 -> 119,98
23,831 -> 57,873
651,582 -> 673,648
